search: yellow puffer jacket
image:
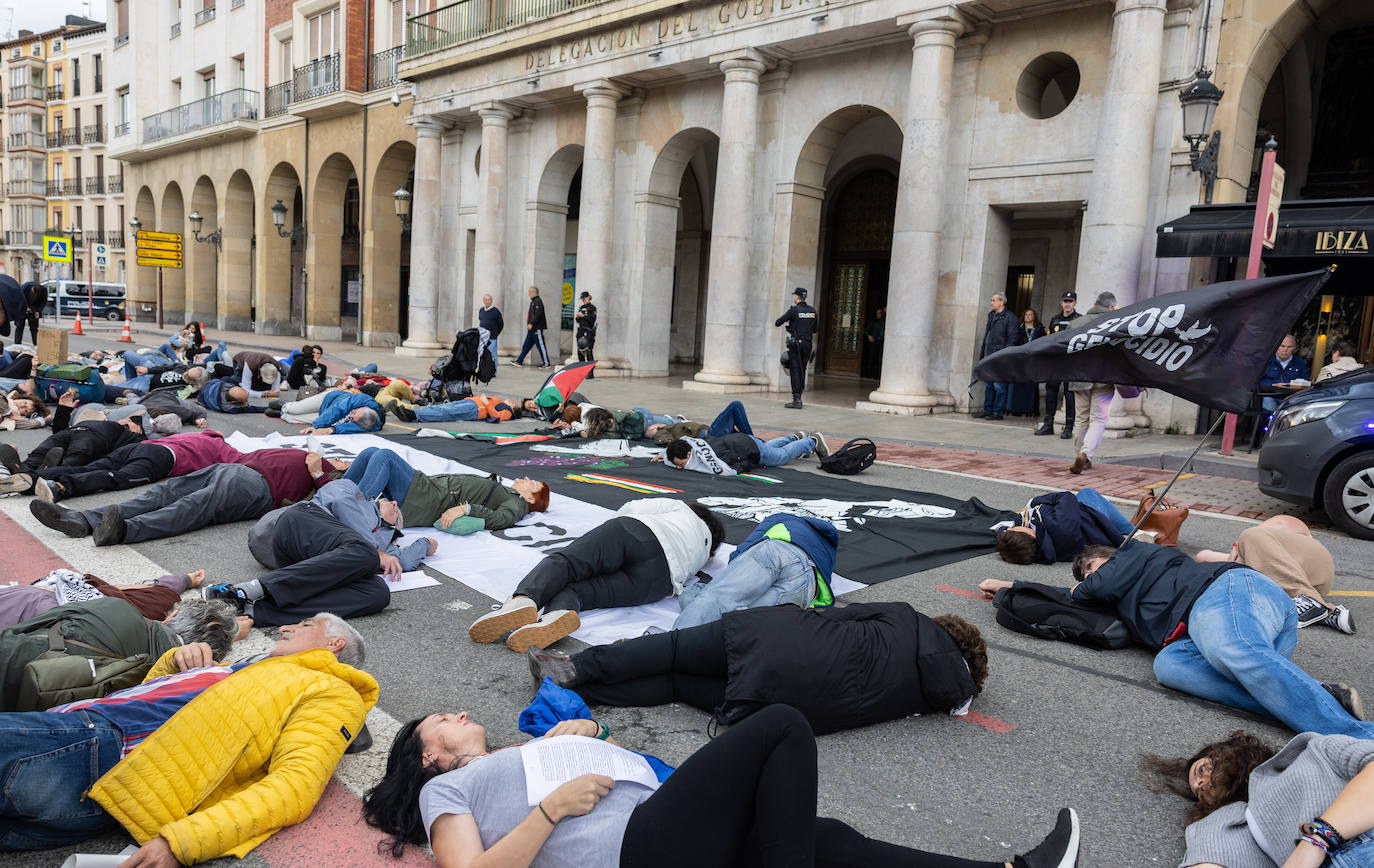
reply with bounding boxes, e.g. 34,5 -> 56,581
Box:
87,649 -> 379,865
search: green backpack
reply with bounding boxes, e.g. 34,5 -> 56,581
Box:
35,363 -> 97,383
16,625 -> 155,711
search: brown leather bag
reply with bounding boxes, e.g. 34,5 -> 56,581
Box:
1130,488 -> 1188,546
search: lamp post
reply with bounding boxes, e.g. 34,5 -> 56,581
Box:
271,199 -> 307,336
188,210 -> 223,249
393,187 -> 412,233
1179,69 -> 1224,205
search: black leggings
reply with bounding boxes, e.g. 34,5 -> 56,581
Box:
572,618 -> 728,713
619,705 -> 1007,868
515,517 -> 671,612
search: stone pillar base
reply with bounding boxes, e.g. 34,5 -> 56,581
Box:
692,370 -> 754,387
219,315 -> 253,332
306,325 -> 343,341
395,339 -> 444,357
682,379 -> 766,394
362,331 -> 401,348
255,318 -> 295,336
856,400 -> 937,416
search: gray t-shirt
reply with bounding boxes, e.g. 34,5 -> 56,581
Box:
419,743 -> 656,868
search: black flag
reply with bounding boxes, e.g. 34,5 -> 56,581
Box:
973,268 -> 1332,413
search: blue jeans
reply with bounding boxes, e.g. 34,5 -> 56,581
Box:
634,407 -> 677,427
342,447 -> 417,505
487,339 -> 498,365
707,400 -> 753,437
0,710 -> 122,850
1075,488 -> 1134,536
354,362 -> 379,374
1332,831 -> 1374,868
414,399 -> 481,423
122,350 -> 173,381
675,540 -> 816,630
1153,569 -> 1374,738
750,434 -> 814,467
116,374 -> 152,394
201,341 -> 229,364
982,382 -> 1008,416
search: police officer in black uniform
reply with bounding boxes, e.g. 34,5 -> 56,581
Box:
775,287 -> 818,409
1033,291 -> 1082,438
575,291 -> 598,377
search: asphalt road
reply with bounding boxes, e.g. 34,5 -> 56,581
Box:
2,374 -> 1371,867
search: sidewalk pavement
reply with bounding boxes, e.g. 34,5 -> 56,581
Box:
71,318 -> 1315,526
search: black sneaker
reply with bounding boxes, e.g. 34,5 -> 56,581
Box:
1059,427 -> 1074,440
0,443 -> 20,473
201,583 -> 249,614
29,500 -> 92,537
40,447 -> 65,470
1323,682 -> 1366,720
1033,421 -> 1054,436
93,505 -> 127,547
264,408 -> 282,418
1017,808 -> 1080,868
1323,605 -> 1356,635
1294,595 -> 1329,628
394,405 -> 417,423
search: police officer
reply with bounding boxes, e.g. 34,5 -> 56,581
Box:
1033,291 -> 1082,438
775,286 -> 818,409
575,291 -> 598,377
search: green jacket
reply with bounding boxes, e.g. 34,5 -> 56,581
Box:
402,471 -> 530,529
0,597 -> 177,712
651,420 -> 709,444
606,409 -> 646,441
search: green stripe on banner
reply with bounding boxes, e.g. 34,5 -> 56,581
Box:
739,473 -> 782,484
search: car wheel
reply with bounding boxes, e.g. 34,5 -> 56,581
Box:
106,309 -> 122,321
1321,452 -> 1374,540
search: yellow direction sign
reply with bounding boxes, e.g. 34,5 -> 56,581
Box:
135,230 -> 182,243
137,256 -> 184,269
42,235 -> 73,262
137,238 -> 183,253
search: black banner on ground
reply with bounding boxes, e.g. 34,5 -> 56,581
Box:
381,433 -> 1015,584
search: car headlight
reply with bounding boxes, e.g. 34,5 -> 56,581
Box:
1269,400 -> 1346,436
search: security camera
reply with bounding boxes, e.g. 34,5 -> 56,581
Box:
391,89 -> 402,107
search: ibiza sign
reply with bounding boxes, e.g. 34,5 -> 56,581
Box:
1314,230 -> 1370,254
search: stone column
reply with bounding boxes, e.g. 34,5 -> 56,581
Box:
1073,0 -> 1168,307
575,79 -> 626,370
859,6 -> 967,414
437,125 -> 466,337
689,49 -> 767,390
398,116 -> 448,355
473,103 -> 516,319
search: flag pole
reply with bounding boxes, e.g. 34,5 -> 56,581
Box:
1127,412 -> 1226,539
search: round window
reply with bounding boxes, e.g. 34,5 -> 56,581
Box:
1016,52 -> 1080,120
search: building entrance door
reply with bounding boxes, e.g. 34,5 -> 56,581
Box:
820,169 -> 895,378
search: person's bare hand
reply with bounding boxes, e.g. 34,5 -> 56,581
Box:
135,366 -> 148,375
234,616 -> 253,641
330,459 -> 350,472
543,719 -> 600,739
267,390 -> 280,399
544,774 -> 614,821
186,569 -> 207,588
978,578 -> 1013,600
439,504 -> 469,529
650,455 -> 664,463
304,452 -> 323,475
426,537 -> 439,556
379,553 -> 402,579
194,417 -> 208,428
119,835 -> 179,868
58,390 -> 78,408
299,427 -> 315,435
172,642 -> 215,672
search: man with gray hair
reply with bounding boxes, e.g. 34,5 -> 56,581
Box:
1067,291 -> 1119,474
278,386 -> 385,434
973,291 -> 1024,420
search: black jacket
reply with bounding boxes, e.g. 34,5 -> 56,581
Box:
720,602 -> 976,734
576,302 -> 597,337
24,420 -> 144,472
1071,544 -> 1243,649
286,354 -> 327,389
527,295 -> 548,331
1023,491 -> 1124,564
1046,310 -> 1080,335
705,432 -> 761,473
980,308 -> 1023,358
775,303 -> 818,342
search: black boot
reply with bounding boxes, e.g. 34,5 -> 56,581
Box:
1033,418 -> 1054,436
784,396 -> 803,409
1059,425 -> 1074,440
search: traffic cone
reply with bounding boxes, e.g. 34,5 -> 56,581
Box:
72,316 -> 83,336
119,317 -> 133,342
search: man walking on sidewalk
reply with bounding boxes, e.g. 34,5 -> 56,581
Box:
512,286 -> 550,368
1067,291 -> 1118,475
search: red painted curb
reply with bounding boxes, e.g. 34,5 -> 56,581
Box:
0,510 -> 73,583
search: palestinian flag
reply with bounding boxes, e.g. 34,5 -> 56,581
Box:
535,360 -> 597,407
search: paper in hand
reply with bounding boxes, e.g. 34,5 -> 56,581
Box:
521,735 -> 661,806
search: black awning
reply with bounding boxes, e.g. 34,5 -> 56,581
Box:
1156,198 -> 1374,258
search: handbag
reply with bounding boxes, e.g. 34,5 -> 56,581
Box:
1130,488 -> 1188,546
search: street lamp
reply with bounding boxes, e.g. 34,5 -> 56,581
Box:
393,187 -> 412,233
271,199 -> 304,241
188,209 -> 222,249
1180,69 -> 1224,205
128,216 -> 142,230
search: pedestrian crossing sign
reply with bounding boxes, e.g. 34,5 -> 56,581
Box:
42,235 -> 72,262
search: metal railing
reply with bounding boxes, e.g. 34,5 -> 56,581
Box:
369,45 -> 405,90
171,21 -> 182,37
8,83 -> 45,102
114,121 -> 131,137
47,84 -> 64,100
107,174 -> 124,193
63,178 -> 82,195
114,33 -> 128,48
86,176 -> 104,194
51,128 -> 79,147
6,131 -> 46,150
5,179 -> 45,196
46,132 -> 62,148
292,54 -> 340,101
4,231 -> 40,247
264,80 -> 293,117
195,5 -> 216,25
83,124 -> 104,144
231,0 -> 245,8
407,0 -> 598,56
106,231 -> 126,248
141,87 -> 259,143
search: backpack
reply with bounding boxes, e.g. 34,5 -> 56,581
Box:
15,624 -> 156,711
36,363 -> 106,405
992,582 -> 1133,650
36,363 -> 96,382
819,438 -> 877,475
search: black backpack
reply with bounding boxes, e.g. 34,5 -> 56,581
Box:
992,582 -> 1133,650
819,438 -> 877,475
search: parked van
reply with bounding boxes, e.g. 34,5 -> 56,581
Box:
42,279 -> 127,321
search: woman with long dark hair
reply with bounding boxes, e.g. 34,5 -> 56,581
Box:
1144,729 -> 1374,866
1009,309 -> 1047,417
363,703 -> 1080,868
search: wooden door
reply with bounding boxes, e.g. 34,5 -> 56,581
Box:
825,262 -> 868,375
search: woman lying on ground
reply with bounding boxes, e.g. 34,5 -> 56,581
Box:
1144,729 -> 1374,867
528,601 -> 987,735
363,702 -> 1080,868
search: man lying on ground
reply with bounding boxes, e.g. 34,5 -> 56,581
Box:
20,427 -> 239,502
269,385 -> 383,433
979,543 -> 1374,738
343,446 -> 547,531
659,428 -> 827,475
994,487 -> 1132,565
0,412 -> 145,493
0,614 -> 374,864
203,479 -> 435,626
30,448 -> 346,546
385,392 -> 519,425
470,498 -> 725,651
196,375 -> 261,413
121,387 -> 209,428
0,567 -> 244,631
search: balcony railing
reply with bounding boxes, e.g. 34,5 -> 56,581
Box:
83,124 -> 104,144
63,178 -> 82,195
5,179 -> 45,196
61,129 -> 79,146
107,174 -> 124,193
86,176 -> 104,194
171,21 -> 182,37
231,0 -> 244,8
292,54 -> 340,102
369,45 -> 405,90
46,132 -> 62,148
114,33 -> 129,48
114,121 -> 131,137
47,84 -> 64,100
264,81 -> 292,117
407,0 -> 600,56
195,5 -> 216,25
6,131 -> 46,150
105,231 -> 126,249
141,87 -> 259,143
8,83 -> 45,102
4,231 -> 40,247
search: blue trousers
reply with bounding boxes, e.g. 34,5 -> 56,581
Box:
707,401 -> 754,438
982,382 -> 1008,416
0,710 -> 122,850
414,400 -> 481,423
516,330 -> 549,365
122,350 -> 173,381
634,407 -> 678,427
675,539 -> 815,630
342,447 -> 417,505
1074,488 -> 1134,536
751,434 -> 815,467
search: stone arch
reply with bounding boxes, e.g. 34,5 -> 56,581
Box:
529,143 -> 584,356
367,140 -> 415,345
128,186 -> 158,315
258,161 -> 302,334
309,152 -> 358,340
159,181 -> 187,322
187,175 -> 218,324
222,170 -> 254,331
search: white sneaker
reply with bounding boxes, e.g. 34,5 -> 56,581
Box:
468,597 -> 537,643
505,610 -> 581,653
